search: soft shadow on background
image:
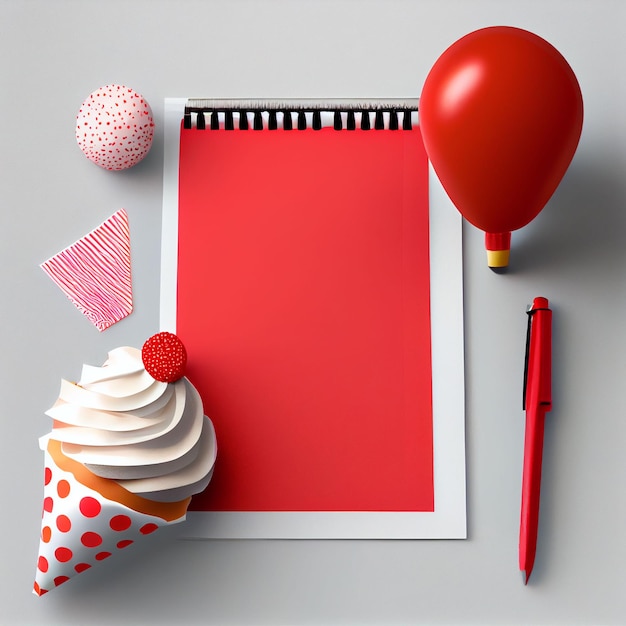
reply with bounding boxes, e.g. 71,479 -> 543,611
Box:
508,155 -> 626,274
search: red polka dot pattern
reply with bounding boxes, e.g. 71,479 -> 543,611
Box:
80,531 -> 103,548
140,523 -> 159,535
35,448 -> 183,596
56,515 -> 71,533
55,547 -> 73,563
109,514 -> 132,532
57,480 -> 70,498
75,84 -> 154,171
33,582 -> 46,596
79,496 -> 101,518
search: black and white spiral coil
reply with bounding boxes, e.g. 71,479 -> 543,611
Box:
183,99 -> 419,131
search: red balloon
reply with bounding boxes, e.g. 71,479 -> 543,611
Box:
419,26 -> 583,267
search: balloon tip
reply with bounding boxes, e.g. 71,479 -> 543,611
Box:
486,248 -> 510,269
485,232 -> 511,270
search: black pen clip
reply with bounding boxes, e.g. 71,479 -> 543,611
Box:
523,303 -> 551,410
523,304 -> 534,410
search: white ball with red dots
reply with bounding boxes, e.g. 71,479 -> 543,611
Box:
75,84 -> 154,171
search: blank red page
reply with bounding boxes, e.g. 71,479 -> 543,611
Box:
177,125 -> 433,512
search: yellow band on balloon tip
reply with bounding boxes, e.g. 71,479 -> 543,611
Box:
486,249 -> 510,267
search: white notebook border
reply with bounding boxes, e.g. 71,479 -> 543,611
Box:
161,98 -> 466,539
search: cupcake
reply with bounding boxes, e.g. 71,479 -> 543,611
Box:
34,335 -> 216,595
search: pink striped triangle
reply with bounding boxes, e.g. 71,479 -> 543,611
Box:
41,209 -> 133,331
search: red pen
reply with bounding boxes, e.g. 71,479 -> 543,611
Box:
519,297 -> 552,584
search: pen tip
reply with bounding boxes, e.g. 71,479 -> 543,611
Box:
489,265 -> 508,275
522,570 -> 529,585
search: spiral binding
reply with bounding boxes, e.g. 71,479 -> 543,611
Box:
183,98 -> 419,131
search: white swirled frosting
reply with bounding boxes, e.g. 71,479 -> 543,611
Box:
40,347 -> 217,503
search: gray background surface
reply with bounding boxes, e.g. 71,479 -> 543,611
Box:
1,1 -> 624,624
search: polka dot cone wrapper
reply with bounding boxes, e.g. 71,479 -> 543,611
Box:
76,84 -> 154,171
34,446 -> 186,596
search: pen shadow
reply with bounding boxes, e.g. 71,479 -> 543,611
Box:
505,155 -> 626,274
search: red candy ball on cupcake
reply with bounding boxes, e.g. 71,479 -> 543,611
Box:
141,332 -> 187,383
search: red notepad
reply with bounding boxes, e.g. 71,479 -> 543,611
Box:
175,123 -> 434,513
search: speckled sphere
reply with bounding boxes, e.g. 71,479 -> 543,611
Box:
75,84 -> 154,171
